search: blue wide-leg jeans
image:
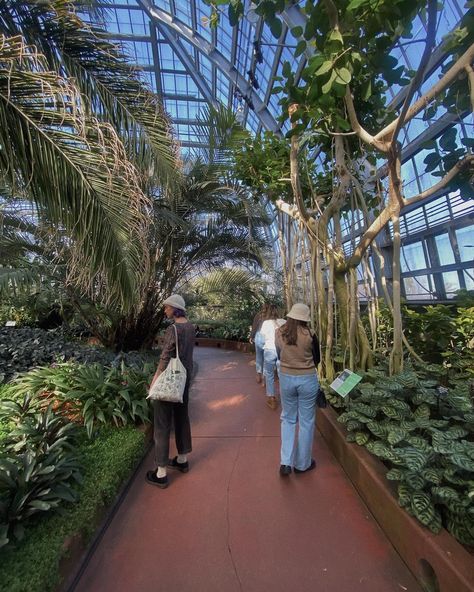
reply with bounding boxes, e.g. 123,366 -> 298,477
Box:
263,348 -> 278,396
279,372 -> 319,470
254,331 -> 265,374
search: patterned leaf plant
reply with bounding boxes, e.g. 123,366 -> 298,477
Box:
338,366 -> 474,546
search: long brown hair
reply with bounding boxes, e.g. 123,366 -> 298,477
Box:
279,317 -> 309,346
265,304 -> 279,320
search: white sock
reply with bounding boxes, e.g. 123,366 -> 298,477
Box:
156,466 -> 167,478
177,454 -> 187,464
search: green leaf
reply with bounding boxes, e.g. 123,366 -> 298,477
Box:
315,60 -> 334,76
294,40 -> 307,58
291,26 -> 303,38
386,468 -> 403,481
334,67 -> 351,84
328,29 -> 343,46
361,79 -> 372,101
355,432 -> 370,446
347,0 -> 368,9
451,454 -> 474,472
387,427 -> 407,445
322,70 -> 336,94
28,500 -> 51,511
439,127 -> 457,151
282,62 -> 292,78
411,493 -> 439,529
268,16 -> 282,39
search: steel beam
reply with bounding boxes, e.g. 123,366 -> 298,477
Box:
136,0 -> 280,132
153,21 -> 217,107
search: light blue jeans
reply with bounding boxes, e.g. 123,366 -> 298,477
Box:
264,348 -> 278,396
254,331 -> 265,374
279,372 -> 319,470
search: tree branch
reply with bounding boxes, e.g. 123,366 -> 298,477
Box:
391,0 -> 438,145
345,87 -> 391,152
402,154 -> 474,207
466,63 -> 474,112
376,43 -> 474,141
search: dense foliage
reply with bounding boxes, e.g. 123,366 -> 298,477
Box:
0,426 -> 146,592
0,326 -> 159,383
335,364 -> 474,546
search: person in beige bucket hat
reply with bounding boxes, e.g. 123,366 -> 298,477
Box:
146,294 -> 195,489
275,302 -> 320,476
286,303 -> 311,322
162,294 -> 186,311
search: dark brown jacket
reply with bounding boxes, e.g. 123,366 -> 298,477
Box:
158,321 -> 195,374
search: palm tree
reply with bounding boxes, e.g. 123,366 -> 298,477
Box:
0,0 -> 178,307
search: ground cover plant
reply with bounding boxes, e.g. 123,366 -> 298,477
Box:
332,364 -> 474,546
0,358 -> 153,553
0,326 -> 159,383
0,426 -> 146,592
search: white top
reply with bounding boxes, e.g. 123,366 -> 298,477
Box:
260,319 -> 286,351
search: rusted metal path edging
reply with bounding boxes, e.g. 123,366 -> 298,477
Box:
317,406 -> 474,592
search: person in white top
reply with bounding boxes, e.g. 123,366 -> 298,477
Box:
259,304 -> 286,410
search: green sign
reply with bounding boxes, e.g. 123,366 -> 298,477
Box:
330,369 -> 362,397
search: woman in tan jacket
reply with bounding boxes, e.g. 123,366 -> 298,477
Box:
275,303 -> 320,477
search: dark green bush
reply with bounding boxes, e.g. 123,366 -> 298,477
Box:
0,426 -> 146,592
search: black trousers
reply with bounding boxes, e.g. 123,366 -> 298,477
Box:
153,376 -> 192,467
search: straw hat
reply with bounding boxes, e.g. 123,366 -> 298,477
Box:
286,303 -> 310,322
162,294 -> 186,311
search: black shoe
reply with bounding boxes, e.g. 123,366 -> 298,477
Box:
294,459 -> 316,473
146,470 -> 169,488
279,464 -> 292,476
168,456 -> 189,473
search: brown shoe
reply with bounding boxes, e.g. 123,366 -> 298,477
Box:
256,373 -> 262,384
266,396 -> 277,410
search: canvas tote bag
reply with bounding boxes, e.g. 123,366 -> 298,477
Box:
147,325 -> 187,403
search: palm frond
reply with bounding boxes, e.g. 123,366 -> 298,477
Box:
0,34 -> 150,306
1,0 -> 179,189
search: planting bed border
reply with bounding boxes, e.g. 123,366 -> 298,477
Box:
317,406 -> 474,592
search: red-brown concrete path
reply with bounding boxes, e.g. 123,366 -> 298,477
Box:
73,347 -> 422,592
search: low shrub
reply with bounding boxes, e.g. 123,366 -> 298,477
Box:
0,426 -> 146,592
336,365 -> 474,546
0,396 -> 82,548
6,361 -> 154,437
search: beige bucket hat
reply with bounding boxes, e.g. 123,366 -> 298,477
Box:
162,294 -> 186,311
286,303 -> 311,322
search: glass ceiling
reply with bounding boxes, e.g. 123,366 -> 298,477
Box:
94,0 -> 468,157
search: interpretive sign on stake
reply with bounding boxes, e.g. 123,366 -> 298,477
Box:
330,369 -> 362,397
5,321 -> 16,327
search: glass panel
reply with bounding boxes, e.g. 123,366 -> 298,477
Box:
401,241 -> 426,272
455,226 -> 474,262
464,270 -> 474,290
435,233 -> 455,265
403,275 -> 434,300
443,271 -> 461,298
